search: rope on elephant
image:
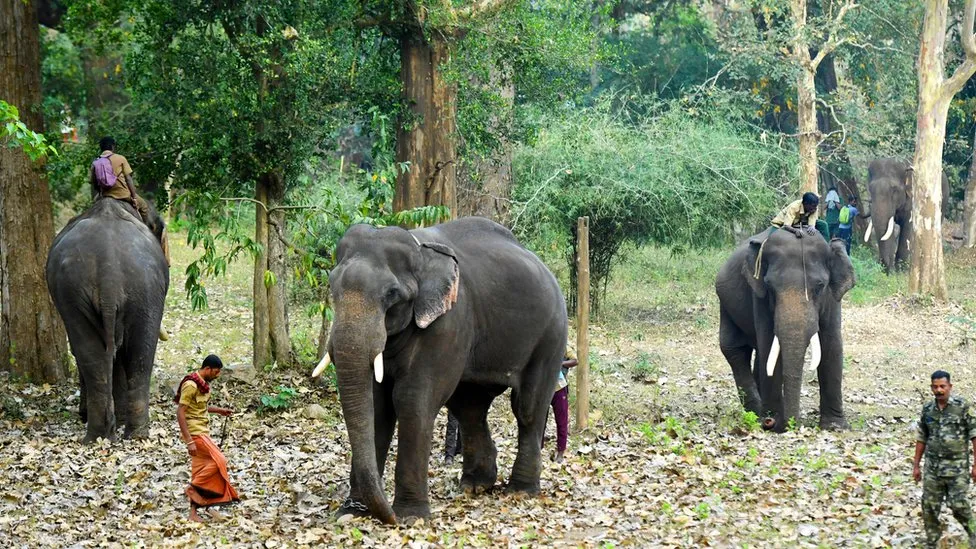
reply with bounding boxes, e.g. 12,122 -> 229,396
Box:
801,235 -> 809,301
753,237 -> 769,281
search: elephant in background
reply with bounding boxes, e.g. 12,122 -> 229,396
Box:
46,198 -> 170,443
864,158 -> 949,273
716,228 -> 855,432
313,217 -> 567,524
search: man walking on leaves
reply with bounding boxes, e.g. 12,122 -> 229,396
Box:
913,370 -> 976,548
176,354 -> 239,522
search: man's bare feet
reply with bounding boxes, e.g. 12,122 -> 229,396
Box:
189,506 -> 204,523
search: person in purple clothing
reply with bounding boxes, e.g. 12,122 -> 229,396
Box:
543,348 -> 578,463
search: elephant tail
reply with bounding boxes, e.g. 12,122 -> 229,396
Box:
100,300 -> 117,355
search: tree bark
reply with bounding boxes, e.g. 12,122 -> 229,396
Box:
394,32 -> 458,218
910,0 -> 976,298
795,65 -> 820,195
252,174 -> 293,369
964,128 -> 976,247
0,0 -> 69,382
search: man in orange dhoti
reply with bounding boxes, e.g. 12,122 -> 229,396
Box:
176,354 -> 239,522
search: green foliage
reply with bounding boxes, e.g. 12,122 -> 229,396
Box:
631,351 -> 661,383
740,410 -> 761,432
512,95 -> 790,310
0,101 -> 58,162
0,395 -> 25,421
259,385 -> 298,414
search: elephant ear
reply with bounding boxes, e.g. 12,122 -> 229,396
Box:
740,235 -> 767,299
828,239 -> 855,300
413,242 -> 460,329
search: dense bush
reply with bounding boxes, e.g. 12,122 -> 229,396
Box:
511,97 -> 795,310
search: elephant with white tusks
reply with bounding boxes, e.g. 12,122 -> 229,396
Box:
313,217 -> 567,525
716,228 -> 855,432
864,158 -> 948,273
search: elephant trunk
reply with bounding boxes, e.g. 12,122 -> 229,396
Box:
332,318 -> 396,525
765,290 -> 819,432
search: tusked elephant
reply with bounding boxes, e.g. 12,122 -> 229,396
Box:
46,198 -> 169,443
312,217 -> 567,524
864,158 -> 949,273
716,228 -> 855,432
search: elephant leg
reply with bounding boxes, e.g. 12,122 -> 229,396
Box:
506,355 -> 559,495
113,358 -> 128,431
390,384 -> 438,521
121,336 -> 157,440
78,358 -> 117,444
448,384 -> 500,495
817,323 -> 848,430
79,373 -> 88,424
719,310 -> 761,414
895,221 -> 911,271
340,381 -> 396,518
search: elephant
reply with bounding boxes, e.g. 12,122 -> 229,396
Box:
312,217 -> 568,524
864,158 -> 949,273
715,228 -> 855,432
46,197 -> 170,443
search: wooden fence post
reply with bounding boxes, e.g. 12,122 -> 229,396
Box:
575,216 -> 590,431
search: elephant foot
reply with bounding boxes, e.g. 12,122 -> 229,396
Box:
503,477 -> 541,496
820,418 -> 849,431
81,433 -> 117,445
123,424 -> 150,440
392,501 -> 430,524
460,472 -> 496,496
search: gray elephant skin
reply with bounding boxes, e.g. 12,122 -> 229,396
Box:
46,198 -> 169,443
865,158 -> 949,273
716,229 -> 855,432
317,217 -> 567,524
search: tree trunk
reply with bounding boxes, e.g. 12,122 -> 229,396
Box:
963,130 -> 976,247
792,0 -> 819,195
796,65 -> 820,195
457,62 -> 514,223
910,0 -> 951,299
911,0 -> 976,297
394,34 -> 457,218
0,0 -> 69,382
252,175 -> 292,369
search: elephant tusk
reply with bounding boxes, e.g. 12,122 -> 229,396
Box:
765,336 -> 781,377
806,333 -> 821,372
864,220 -> 873,243
880,217 -> 895,241
907,239 -> 910,251
312,352 -> 331,378
374,353 -> 384,384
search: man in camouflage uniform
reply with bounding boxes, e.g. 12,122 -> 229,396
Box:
913,370 -> 976,548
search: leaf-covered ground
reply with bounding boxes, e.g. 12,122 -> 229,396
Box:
3,235 -> 976,547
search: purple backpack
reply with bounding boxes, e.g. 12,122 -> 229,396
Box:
92,154 -> 117,189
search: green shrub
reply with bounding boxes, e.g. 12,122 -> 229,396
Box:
259,385 -> 298,414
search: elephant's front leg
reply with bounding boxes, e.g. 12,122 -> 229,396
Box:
817,320 -> 848,430
339,381 -> 395,518
719,310 -> 761,414
448,384 -> 500,495
391,385 -> 438,522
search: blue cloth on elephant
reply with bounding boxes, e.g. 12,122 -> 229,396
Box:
916,395 -> 976,547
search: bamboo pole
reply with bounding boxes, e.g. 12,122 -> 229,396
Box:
575,216 -> 590,431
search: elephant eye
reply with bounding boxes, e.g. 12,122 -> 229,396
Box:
814,281 -> 826,296
384,286 -> 401,304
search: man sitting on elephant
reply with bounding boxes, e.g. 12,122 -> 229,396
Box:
91,136 -> 152,225
771,192 -> 829,242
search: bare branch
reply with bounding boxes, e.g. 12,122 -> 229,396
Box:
810,0 -> 859,70
219,197 -> 318,214
944,0 -> 976,96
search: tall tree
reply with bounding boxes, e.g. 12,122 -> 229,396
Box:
788,0 -> 857,194
911,0 -> 976,298
0,0 -> 69,382
390,1 -> 518,217
965,128 -> 976,247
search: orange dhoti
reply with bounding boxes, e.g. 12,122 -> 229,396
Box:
186,435 -> 240,507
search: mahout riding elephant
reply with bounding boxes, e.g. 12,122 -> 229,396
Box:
46,198 -> 169,443
716,228 -> 855,432
864,158 -> 949,273
312,217 -> 567,524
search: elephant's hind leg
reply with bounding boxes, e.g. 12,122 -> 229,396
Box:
448,384 -> 500,495
506,362 -> 556,495
120,337 -> 158,440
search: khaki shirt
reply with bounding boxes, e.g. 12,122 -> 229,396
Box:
93,150 -> 135,201
771,199 -> 819,228
179,380 -> 211,436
